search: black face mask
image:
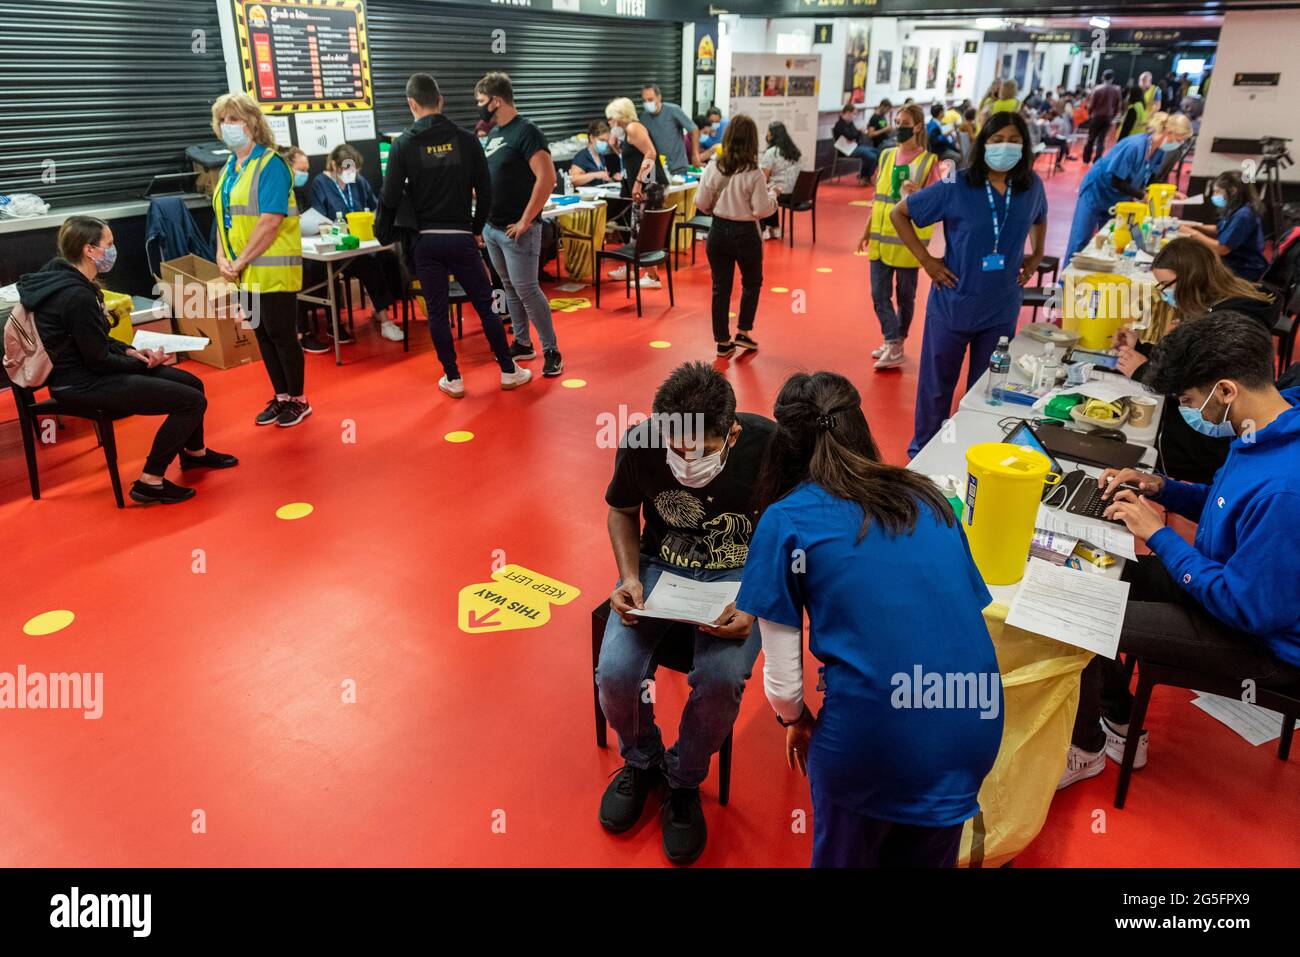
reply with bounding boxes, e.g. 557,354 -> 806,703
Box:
896,126 -> 914,142
478,100 -> 496,124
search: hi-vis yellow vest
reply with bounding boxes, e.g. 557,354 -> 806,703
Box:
867,148 -> 937,267
214,148 -> 302,293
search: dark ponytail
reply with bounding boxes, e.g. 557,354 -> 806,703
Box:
756,371 -> 955,538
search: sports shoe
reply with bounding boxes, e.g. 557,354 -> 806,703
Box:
179,449 -> 239,471
639,275 -> 662,290
874,341 -> 905,370
733,331 -> 758,352
500,365 -> 532,390
277,399 -> 312,428
379,320 -> 404,342
661,786 -> 707,865
599,764 -> 663,833
1102,717 -> 1149,770
716,341 -> 736,358
1056,744 -> 1106,790
770,227 -> 782,239
542,350 -> 564,377
607,265 -> 629,281
300,333 -> 331,355
255,398 -> 284,426
439,375 -> 466,398
332,324 -> 355,344
129,478 -> 196,506
871,344 -> 887,359
509,340 -> 537,361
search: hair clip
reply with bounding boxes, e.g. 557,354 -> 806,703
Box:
815,414 -> 836,431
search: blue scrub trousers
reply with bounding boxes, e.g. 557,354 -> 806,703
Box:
908,316 -> 1014,458
812,786 -> 964,867
1064,191 -> 1111,263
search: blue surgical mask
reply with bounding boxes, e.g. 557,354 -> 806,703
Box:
1159,139 -> 1183,153
984,142 -> 1023,171
1160,286 -> 1177,308
1211,192 -> 1227,209
1179,387 -> 1235,438
293,170 -> 309,188
220,122 -> 249,150
595,140 -> 609,155
91,243 -> 118,274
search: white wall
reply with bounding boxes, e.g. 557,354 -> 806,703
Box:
1193,9 -> 1300,183
863,20 -> 980,108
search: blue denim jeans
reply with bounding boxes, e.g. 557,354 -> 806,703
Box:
481,221 -> 558,353
595,557 -> 762,790
852,144 -> 880,179
869,260 -> 920,343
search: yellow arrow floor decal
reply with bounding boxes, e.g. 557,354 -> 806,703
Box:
457,564 -> 581,634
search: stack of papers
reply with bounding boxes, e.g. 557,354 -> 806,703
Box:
1030,529 -> 1079,565
1036,505 -> 1137,561
1006,558 -> 1130,658
627,571 -> 740,627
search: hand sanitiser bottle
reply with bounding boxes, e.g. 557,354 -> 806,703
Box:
986,336 -> 1011,406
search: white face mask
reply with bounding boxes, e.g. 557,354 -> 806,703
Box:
643,99 -> 659,115
666,442 -> 729,488
340,168 -> 358,185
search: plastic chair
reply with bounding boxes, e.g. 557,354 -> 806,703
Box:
9,381 -> 126,508
594,207 -> 676,317
673,214 -> 712,270
778,169 -> 823,247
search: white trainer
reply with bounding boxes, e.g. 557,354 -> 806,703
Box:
771,227 -> 782,239
1056,745 -> 1106,790
874,342 -> 905,370
1102,717 -> 1149,769
607,266 -> 628,281
639,275 -> 662,289
438,375 -> 465,398
380,320 -> 404,342
871,344 -> 887,359
500,364 -> 532,390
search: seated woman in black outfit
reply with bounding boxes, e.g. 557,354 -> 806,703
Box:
16,216 -> 236,505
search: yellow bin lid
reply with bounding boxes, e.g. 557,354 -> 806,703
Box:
966,442 -> 1052,480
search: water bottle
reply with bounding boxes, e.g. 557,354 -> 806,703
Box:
562,170 -> 574,195
985,336 -> 1011,406
1035,342 -> 1060,395
1121,243 -> 1137,276
332,211 -> 346,239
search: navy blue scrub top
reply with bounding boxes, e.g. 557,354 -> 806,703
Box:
906,172 -> 1049,333
1217,204 -> 1268,281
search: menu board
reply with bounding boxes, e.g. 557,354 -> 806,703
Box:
233,0 -> 373,113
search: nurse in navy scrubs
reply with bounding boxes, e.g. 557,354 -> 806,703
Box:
737,371 -> 1002,868
892,111 -> 1048,458
1178,171 -> 1268,281
1062,111 -> 1192,263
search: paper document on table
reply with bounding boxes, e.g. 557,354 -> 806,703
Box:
132,330 -> 209,354
834,136 -> 859,157
1033,376 -> 1155,411
627,571 -> 741,627
1036,505 -> 1137,560
1006,558 -> 1130,658
1173,194 -> 1204,206
1190,692 -> 1300,746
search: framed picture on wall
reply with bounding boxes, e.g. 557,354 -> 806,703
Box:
900,46 -> 918,91
843,21 -> 870,104
946,49 -> 958,95
926,48 -> 940,89
876,49 -> 892,85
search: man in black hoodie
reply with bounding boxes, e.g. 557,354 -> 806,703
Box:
377,73 -> 528,399
17,216 -> 236,504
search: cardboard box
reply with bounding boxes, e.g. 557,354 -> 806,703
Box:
158,255 -> 262,370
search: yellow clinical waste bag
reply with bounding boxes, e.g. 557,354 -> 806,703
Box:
961,443 -> 1055,586
1063,272 -> 1134,350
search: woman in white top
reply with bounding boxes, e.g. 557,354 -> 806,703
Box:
695,114 -> 778,358
758,121 -> 801,241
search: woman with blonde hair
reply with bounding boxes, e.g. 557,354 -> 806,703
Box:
989,79 -> 1019,115
1064,110 -> 1192,263
210,92 -> 309,427
604,96 -> 668,290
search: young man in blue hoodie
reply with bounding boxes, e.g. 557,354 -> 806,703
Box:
1059,312 -> 1300,787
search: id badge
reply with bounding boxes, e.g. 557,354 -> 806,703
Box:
981,253 -> 1006,272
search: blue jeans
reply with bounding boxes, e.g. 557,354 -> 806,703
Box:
413,232 -> 514,380
595,557 -> 762,790
482,221 -> 558,354
869,260 -> 919,343
852,145 -> 879,179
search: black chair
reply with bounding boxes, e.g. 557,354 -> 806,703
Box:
9,381 -> 126,508
1113,655 -> 1300,809
673,214 -> 712,271
778,169 -> 823,247
1033,254 -> 1061,287
448,280 -> 468,340
1021,286 -> 1055,325
594,207 -> 676,317
592,599 -> 732,806
1274,312 -> 1297,379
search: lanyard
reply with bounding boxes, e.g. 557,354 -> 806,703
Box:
332,176 -> 355,212
984,181 -> 1012,254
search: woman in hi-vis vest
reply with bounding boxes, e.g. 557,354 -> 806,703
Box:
857,104 -> 942,372
211,93 -> 309,428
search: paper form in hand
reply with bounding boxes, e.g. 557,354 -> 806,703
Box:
627,571 -> 741,627
1036,504 -> 1137,561
1006,558 -> 1130,658
834,136 -> 859,157
132,330 -> 210,354
1190,692 -> 1300,746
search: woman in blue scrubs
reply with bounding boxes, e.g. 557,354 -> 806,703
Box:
737,370 -> 1003,867
1179,171 -> 1268,281
892,112 -> 1048,458
1063,111 -> 1192,263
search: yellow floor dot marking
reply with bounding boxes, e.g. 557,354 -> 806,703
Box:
728,311 -> 736,318
770,286 -> 790,294
444,431 -> 475,444
548,297 -> 592,313
23,610 -> 75,637
276,502 -> 314,521
848,199 -> 872,206
649,340 -> 671,349
561,378 -> 587,389
816,267 -> 833,273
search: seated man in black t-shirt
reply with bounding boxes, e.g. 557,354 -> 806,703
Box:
597,362 -> 774,865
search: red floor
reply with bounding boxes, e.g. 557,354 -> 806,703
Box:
2,157 -> 1297,867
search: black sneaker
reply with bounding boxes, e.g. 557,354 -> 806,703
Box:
542,349 -> 564,377
509,340 -> 537,361
129,478 -> 196,506
179,449 -> 239,471
300,333 -> 331,354
599,764 -> 663,834
277,399 -> 313,428
716,341 -> 736,358
733,331 -> 759,352
255,398 -> 284,426
333,324 -> 355,344
661,786 -> 707,865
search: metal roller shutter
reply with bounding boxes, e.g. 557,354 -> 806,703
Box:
365,1 -> 683,141
0,0 -> 228,207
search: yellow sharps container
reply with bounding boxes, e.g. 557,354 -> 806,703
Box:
1062,272 -> 1135,350
1146,183 -> 1176,219
962,443 -> 1056,585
